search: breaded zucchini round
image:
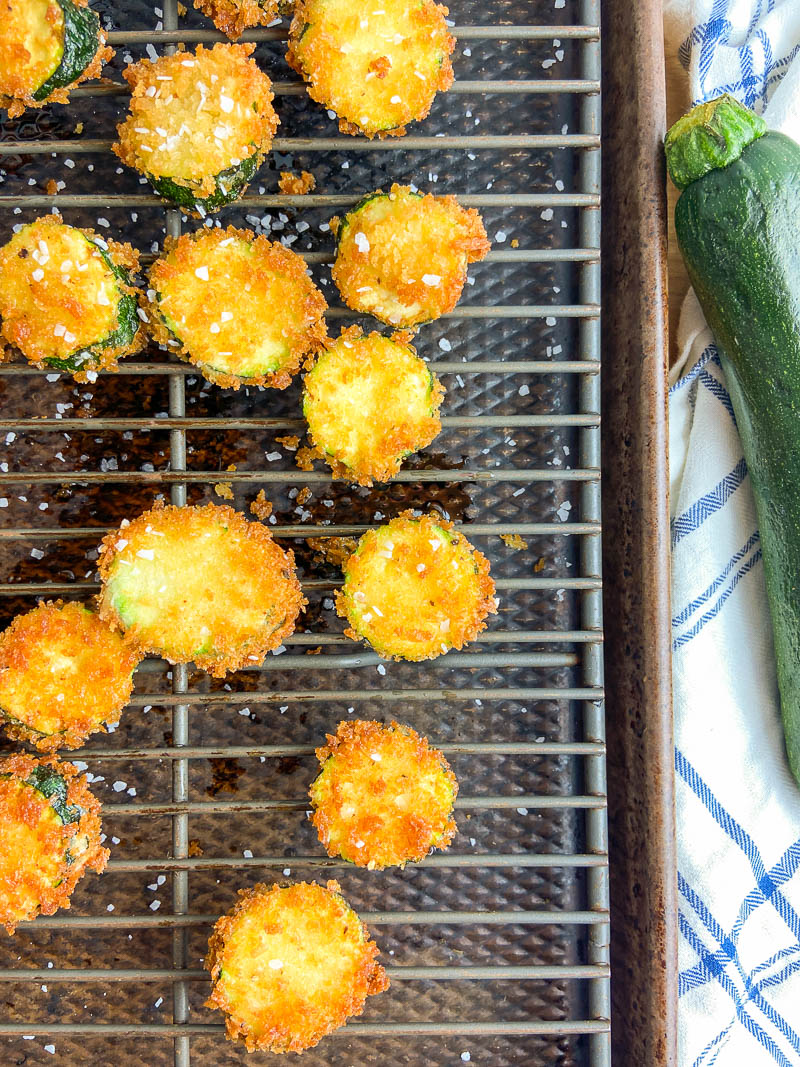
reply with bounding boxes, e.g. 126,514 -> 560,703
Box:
113,43 -> 278,214
303,327 -> 443,485
147,226 -> 327,390
0,601 -> 141,752
0,215 -> 144,379
0,0 -> 112,118
310,719 -> 457,869
287,0 -> 455,138
193,0 -> 282,40
97,502 -> 304,677
206,880 -> 389,1053
332,185 -> 491,326
337,511 -> 497,660
0,753 -> 108,933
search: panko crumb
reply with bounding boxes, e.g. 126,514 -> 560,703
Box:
276,434 -> 300,451
45,179 -> 58,196
306,536 -> 358,568
501,533 -> 528,550
534,557 -> 546,573
214,482 -> 234,500
278,170 -> 316,195
295,443 -> 323,472
296,487 -> 312,506
249,490 -> 273,521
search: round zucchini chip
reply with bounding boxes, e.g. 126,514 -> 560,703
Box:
0,0 -> 112,118
147,226 -> 328,390
287,0 -> 455,138
0,752 -> 108,933
0,215 -> 144,379
332,184 -> 491,326
310,719 -> 457,869
0,600 -> 141,752
97,502 -> 305,677
303,327 -> 443,485
193,0 -> 283,40
113,43 -> 278,215
206,880 -> 389,1053
337,511 -> 497,660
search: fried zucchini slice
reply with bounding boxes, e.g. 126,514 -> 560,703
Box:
303,327 -> 443,485
287,0 -> 454,138
193,0 -> 283,40
113,43 -> 278,215
0,215 -> 143,380
310,719 -> 457,869
97,502 -> 305,677
206,880 -> 389,1053
332,185 -> 490,326
0,0 -> 112,118
337,511 -> 497,660
0,752 -> 108,933
147,226 -> 327,390
0,600 -> 141,752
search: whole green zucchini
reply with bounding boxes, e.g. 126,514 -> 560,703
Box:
666,94 -> 800,785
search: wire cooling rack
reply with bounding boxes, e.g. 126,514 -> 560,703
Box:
0,0 -> 608,1063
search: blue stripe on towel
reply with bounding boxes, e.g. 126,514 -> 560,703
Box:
671,457 -> 748,548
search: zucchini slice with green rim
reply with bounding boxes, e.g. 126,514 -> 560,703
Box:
147,225 -> 327,390
114,43 -> 278,216
302,327 -> 443,484
287,0 -> 455,138
0,215 -> 144,379
0,753 -> 108,933
310,719 -> 457,869
97,502 -> 305,677
336,510 -> 497,661
0,600 -> 141,752
193,0 -> 283,41
0,0 -> 112,117
205,880 -> 388,1053
332,184 -> 491,326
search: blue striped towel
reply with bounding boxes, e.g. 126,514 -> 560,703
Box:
668,1 -> 800,1063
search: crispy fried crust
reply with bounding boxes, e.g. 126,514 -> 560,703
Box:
113,43 -> 277,197
97,502 -> 305,677
206,880 -> 389,1053
332,184 -> 490,326
336,510 -> 497,660
193,0 -> 280,40
311,719 -> 457,868
146,225 -> 328,390
287,0 -> 454,138
0,752 -> 108,933
303,325 -> 443,485
0,0 -> 112,118
0,600 -> 141,752
0,214 -> 144,380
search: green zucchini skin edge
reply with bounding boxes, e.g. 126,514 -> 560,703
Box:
1,765 -> 81,824
33,0 -> 100,102
147,152 -> 261,213
674,128 -> 800,786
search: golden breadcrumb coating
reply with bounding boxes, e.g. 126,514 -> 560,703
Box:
0,600 -> 141,752
287,0 -> 454,138
97,502 -> 305,677
303,325 -> 443,485
0,752 -> 108,933
0,214 -> 144,380
278,169 -> 316,195
311,719 -> 457,868
113,43 -> 278,206
206,880 -> 389,1053
337,510 -> 497,660
332,184 -> 490,326
193,0 -> 280,40
146,225 -> 328,390
0,0 -> 112,118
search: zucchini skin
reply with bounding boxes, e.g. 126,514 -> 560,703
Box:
148,151 -> 261,212
33,0 -> 100,101
675,130 -> 800,784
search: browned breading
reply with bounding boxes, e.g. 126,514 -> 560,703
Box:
278,169 -> 316,195
336,510 -> 498,660
205,880 -> 388,1053
0,0 -> 113,118
310,719 -> 457,868
97,501 -> 305,677
193,0 -> 281,40
0,600 -> 141,752
500,533 -> 528,550
249,489 -> 273,520
0,752 -> 109,933
306,535 -> 358,568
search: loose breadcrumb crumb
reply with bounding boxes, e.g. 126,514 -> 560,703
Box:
278,170 -> 316,195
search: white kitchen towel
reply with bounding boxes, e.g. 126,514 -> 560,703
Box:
667,2 -> 800,1064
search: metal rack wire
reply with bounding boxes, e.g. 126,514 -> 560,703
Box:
0,0 -> 608,1063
